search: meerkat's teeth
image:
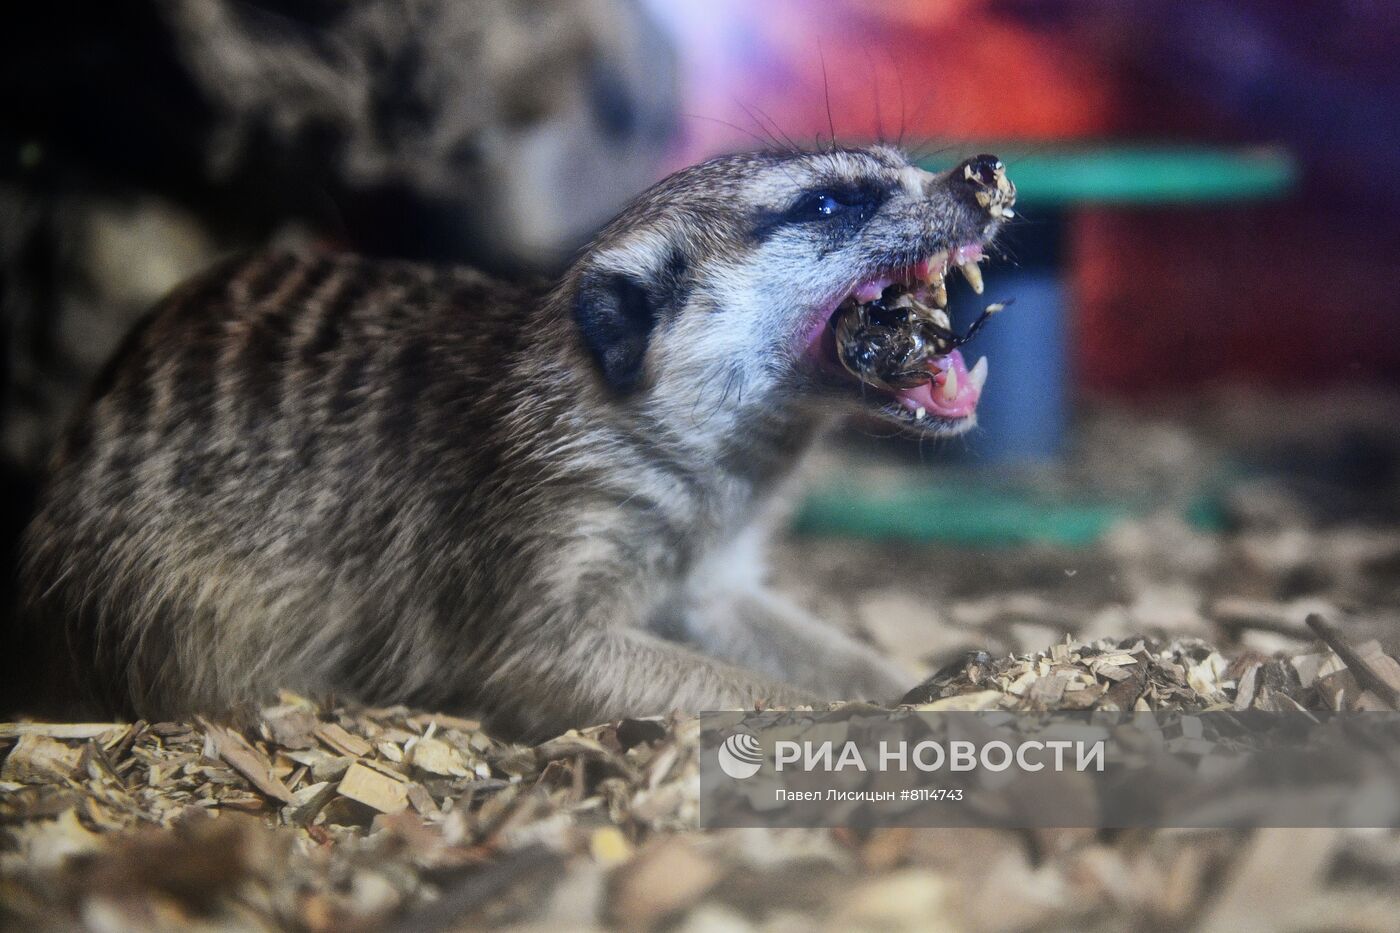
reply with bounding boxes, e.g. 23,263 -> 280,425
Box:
959,261 -> 984,294
933,281 -> 948,308
924,251 -> 948,283
915,406 -> 926,420
969,356 -> 989,392
941,364 -> 959,401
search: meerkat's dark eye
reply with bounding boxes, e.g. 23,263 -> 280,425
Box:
800,190 -> 868,218
752,182 -> 889,240
810,192 -> 843,216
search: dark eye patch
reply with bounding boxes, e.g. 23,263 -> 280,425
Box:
749,179 -> 892,243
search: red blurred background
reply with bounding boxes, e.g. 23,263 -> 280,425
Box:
646,0 -> 1400,396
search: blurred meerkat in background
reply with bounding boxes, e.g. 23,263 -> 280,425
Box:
0,0 -> 677,483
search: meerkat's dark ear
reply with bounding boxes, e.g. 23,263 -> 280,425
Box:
573,270 -> 658,393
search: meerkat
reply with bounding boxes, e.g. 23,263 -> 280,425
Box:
19,146 -> 1014,739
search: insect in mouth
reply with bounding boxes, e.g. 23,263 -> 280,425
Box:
832,287 -> 1007,393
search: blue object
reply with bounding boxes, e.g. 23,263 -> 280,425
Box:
961,267 -> 1068,463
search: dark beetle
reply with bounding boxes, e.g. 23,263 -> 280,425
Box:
833,293 -> 1006,392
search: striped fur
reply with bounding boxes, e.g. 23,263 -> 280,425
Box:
20,146 -> 1005,738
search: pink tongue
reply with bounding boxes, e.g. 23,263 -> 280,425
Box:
894,350 -> 980,419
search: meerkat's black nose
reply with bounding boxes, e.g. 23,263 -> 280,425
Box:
954,154 -> 1016,219
962,155 -> 1004,189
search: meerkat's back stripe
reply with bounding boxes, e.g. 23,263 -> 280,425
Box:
232,252 -> 300,308
301,264 -> 372,363
261,253 -> 338,315
234,255 -> 338,443
321,263 -> 422,430
166,275 -> 238,494
287,259 -> 378,471
378,276 -> 442,446
90,327 -> 159,509
383,337 -> 430,445
83,262 -> 233,497
327,338 -> 373,423
161,254 -> 290,492
235,291 -> 296,438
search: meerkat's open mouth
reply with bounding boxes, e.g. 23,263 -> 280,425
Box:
814,244 -> 1003,431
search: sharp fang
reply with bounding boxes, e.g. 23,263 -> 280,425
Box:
914,406 -> 926,420
959,261 -> 984,294
933,281 -> 948,308
925,251 -> 948,282
969,356 -> 989,392
941,365 -> 959,401
930,307 -> 951,330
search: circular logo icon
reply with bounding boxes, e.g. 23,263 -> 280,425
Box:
717,731 -> 763,779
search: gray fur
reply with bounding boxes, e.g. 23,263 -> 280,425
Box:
20,146 -> 1006,739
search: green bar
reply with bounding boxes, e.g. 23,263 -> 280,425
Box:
920,144 -> 1297,206
792,482 -> 1130,548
